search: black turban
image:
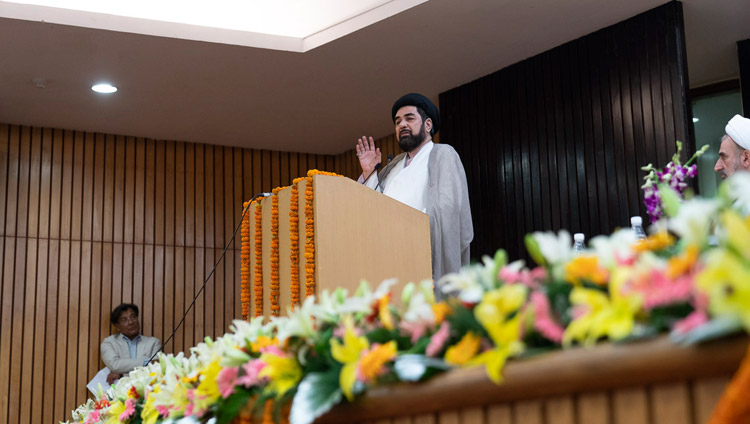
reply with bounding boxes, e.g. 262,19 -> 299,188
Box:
391,93 -> 440,134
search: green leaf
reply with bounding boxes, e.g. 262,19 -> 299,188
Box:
393,354 -> 452,382
647,303 -> 693,332
215,387 -> 254,424
366,327 -> 396,344
289,371 -> 343,424
524,235 -> 546,266
446,302 -> 486,337
657,183 -> 681,217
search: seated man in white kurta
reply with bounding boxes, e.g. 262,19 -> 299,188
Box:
356,93 -> 473,281
100,303 -> 161,384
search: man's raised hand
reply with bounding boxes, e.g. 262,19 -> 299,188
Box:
356,136 -> 381,179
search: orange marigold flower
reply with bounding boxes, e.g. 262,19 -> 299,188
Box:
432,302 -> 452,324
445,332 -> 481,365
564,255 -> 608,285
632,231 -> 675,253
666,244 -> 699,279
358,341 -> 397,382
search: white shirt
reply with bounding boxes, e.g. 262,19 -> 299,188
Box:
365,141 -> 433,212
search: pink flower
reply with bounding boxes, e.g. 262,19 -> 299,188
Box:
426,322 -> 451,357
626,269 -> 693,310
216,366 -> 239,398
333,321 -> 364,339
156,405 -> 171,418
83,410 -> 100,424
499,266 -> 547,289
531,291 -> 564,343
119,398 -> 136,421
236,359 -> 267,388
673,292 -> 709,334
259,344 -> 285,356
399,319 -> 431,344
673,310 -> 708,334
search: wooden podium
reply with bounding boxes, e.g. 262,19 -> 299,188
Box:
248,174 -> 432,318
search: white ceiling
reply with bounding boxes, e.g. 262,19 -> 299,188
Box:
0,0 -> 748,154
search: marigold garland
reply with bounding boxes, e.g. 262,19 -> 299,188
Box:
254,201 -> 264,318
303,170 -> 344,297
289,178 -> 304,309
240,200 -> 252,320
270,187 -> 283,317
304,176 -> 316,297
262,399 -> 274,424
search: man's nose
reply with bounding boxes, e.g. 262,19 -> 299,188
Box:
714,160 -> 722,172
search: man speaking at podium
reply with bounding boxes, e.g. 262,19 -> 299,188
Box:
356,93 -> 473,281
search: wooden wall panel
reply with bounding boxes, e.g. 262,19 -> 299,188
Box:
439,2 -> 693,260
0,122 -> 340,423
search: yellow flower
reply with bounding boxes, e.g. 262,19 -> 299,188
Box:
378,295 -> 394,330
258,351 -> 303,398
250,336 -> 279,353
697,249 -> 750,330
193,360 -> 222,412
105,400 -> 126,424
468,314 -> 524,383
330,318 -> 369,401
722,211 -> 750,262
359,341 -> 397,382
631,231 -> 675,253
474,285 -> 527,338
444,332 -> 481,365
432,302 -> 451,324
563,286 -> 642,347
564,255 -> 608,285
141,386 -> 160,424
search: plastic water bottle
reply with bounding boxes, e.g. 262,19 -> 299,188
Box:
573,233 -> 586,254
631,216 -> 647,241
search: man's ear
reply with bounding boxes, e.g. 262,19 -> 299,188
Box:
425,118 -> 433,134
742,149 -> 750,169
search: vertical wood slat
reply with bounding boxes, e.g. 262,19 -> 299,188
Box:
544,397 -> 575,424
577,392 -> 610,424
612,388 -> 648,424
650,382 -> 691,423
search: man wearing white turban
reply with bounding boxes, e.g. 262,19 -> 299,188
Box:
714,114 -> 750,179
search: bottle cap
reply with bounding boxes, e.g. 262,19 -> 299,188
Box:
631,216 -> 643,226
574,233 -> 585,242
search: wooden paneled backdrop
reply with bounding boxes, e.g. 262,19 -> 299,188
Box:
0,3 -> 700,423
441,2 -> 694,260
0,123 -> 343,424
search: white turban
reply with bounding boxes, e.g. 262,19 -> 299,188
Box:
726,114 -> 750,150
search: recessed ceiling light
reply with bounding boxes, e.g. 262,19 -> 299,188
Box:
692,117 -> 699,123
92,83 -> 118,94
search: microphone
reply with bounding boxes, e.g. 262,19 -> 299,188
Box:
364,162 -> 382,184
374,155 -> 393,193
148,190 -> 272,363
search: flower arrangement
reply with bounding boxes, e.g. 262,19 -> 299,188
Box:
641,141 -> 709,223
67,173 -> 750,424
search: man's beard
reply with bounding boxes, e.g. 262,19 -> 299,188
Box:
398,124 -> 427,152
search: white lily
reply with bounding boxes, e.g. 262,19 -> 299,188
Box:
589,228 -> 636,269
668,197 -> 720,246
275,295 -> 319,342
533,230 -> 573,265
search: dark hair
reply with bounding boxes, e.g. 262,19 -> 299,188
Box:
415,107 -> 434,136
111,303 -> 139,325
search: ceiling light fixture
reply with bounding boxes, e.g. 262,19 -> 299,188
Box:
692,117 -> 699,123
92,83 -> 117,93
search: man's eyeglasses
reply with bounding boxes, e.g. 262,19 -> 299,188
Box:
118,315 -> 139,325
